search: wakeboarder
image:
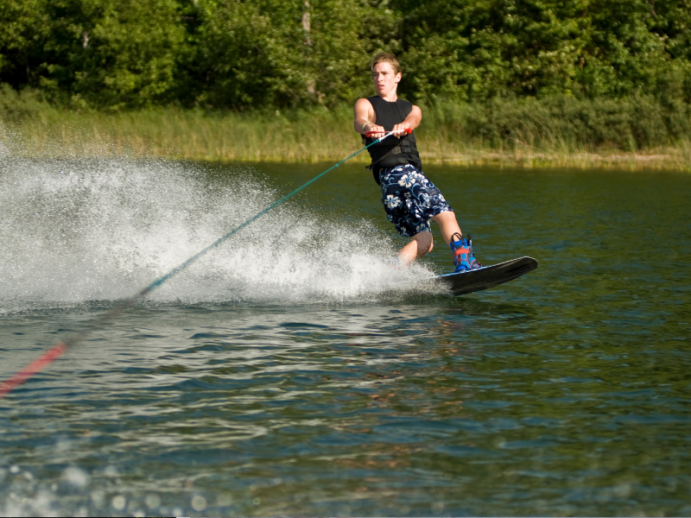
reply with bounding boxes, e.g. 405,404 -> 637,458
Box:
353,53 -> 481,272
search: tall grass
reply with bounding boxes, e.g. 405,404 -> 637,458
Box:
2,86 -> 690,170
0,94 -> 361,162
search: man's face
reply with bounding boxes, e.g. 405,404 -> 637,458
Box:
372,62 -> 401,97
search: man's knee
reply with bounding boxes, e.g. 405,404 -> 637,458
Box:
425,236 -> 434,254
413,232 -> 433,256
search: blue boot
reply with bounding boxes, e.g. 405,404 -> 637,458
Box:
450,233 -> 482,272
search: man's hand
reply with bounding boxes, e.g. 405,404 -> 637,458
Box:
366,124 -> 412,139
364,123 -> 386,139
392,122 -> 410,138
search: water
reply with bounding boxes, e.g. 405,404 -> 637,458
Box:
1,158 -> 690,516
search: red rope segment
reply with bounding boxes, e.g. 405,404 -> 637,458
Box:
0,342 -> 67,399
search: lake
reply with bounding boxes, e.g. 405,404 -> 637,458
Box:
1,158 -> 690,516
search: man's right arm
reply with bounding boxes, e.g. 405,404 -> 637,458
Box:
354,98 -> 384,137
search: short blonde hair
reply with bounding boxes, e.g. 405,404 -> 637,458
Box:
370,53 -> 401,75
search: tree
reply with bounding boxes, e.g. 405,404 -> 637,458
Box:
0,0 -> 186,109
189,0 -> 395,109
396,0 -> 691,102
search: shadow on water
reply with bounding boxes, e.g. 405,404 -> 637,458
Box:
1,158 -> 690,516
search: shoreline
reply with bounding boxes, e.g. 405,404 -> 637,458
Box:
417,149 -> 691,171
4,142 -> 687,172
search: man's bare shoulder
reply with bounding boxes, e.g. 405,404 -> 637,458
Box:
354,97 -> 373,109
410,103 -> 422,118
354,98 -> 375,121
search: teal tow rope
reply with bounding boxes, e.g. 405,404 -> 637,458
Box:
0,130 -> 400,399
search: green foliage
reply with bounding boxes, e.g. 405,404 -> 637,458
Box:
0,0 -> 50,87
186,0 -> 391,109
1,0 -> 691,112
397,0 -> 691,102
0,82 -> 52,121
0,0 -> 185,109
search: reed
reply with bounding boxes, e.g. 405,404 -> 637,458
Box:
2,90 -> 690,171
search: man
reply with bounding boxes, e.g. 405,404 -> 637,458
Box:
353,53 -> 481,272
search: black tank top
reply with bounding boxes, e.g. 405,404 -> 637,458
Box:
363,96 -> 422,184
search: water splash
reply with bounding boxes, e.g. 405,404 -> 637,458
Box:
0,158 -> 439,312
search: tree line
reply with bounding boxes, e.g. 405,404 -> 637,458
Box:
1,0 -> 691,111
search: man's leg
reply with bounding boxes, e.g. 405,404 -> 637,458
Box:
397,211 -> 461,265
431,210 -> 463,245
398,231 -> 433,265
432,210 -> 481,271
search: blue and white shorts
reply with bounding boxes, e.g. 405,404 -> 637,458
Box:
379,164 -> 453,237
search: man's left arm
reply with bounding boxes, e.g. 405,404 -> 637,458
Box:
392,104 -> 422,138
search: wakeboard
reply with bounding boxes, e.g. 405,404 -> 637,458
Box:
438,256 -> 538,296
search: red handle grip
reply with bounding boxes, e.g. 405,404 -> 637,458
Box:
366,127 -> 413,138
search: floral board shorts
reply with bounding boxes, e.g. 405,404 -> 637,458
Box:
379,164 -> 453,237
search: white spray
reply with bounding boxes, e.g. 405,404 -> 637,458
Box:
0,158 -> 439,312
